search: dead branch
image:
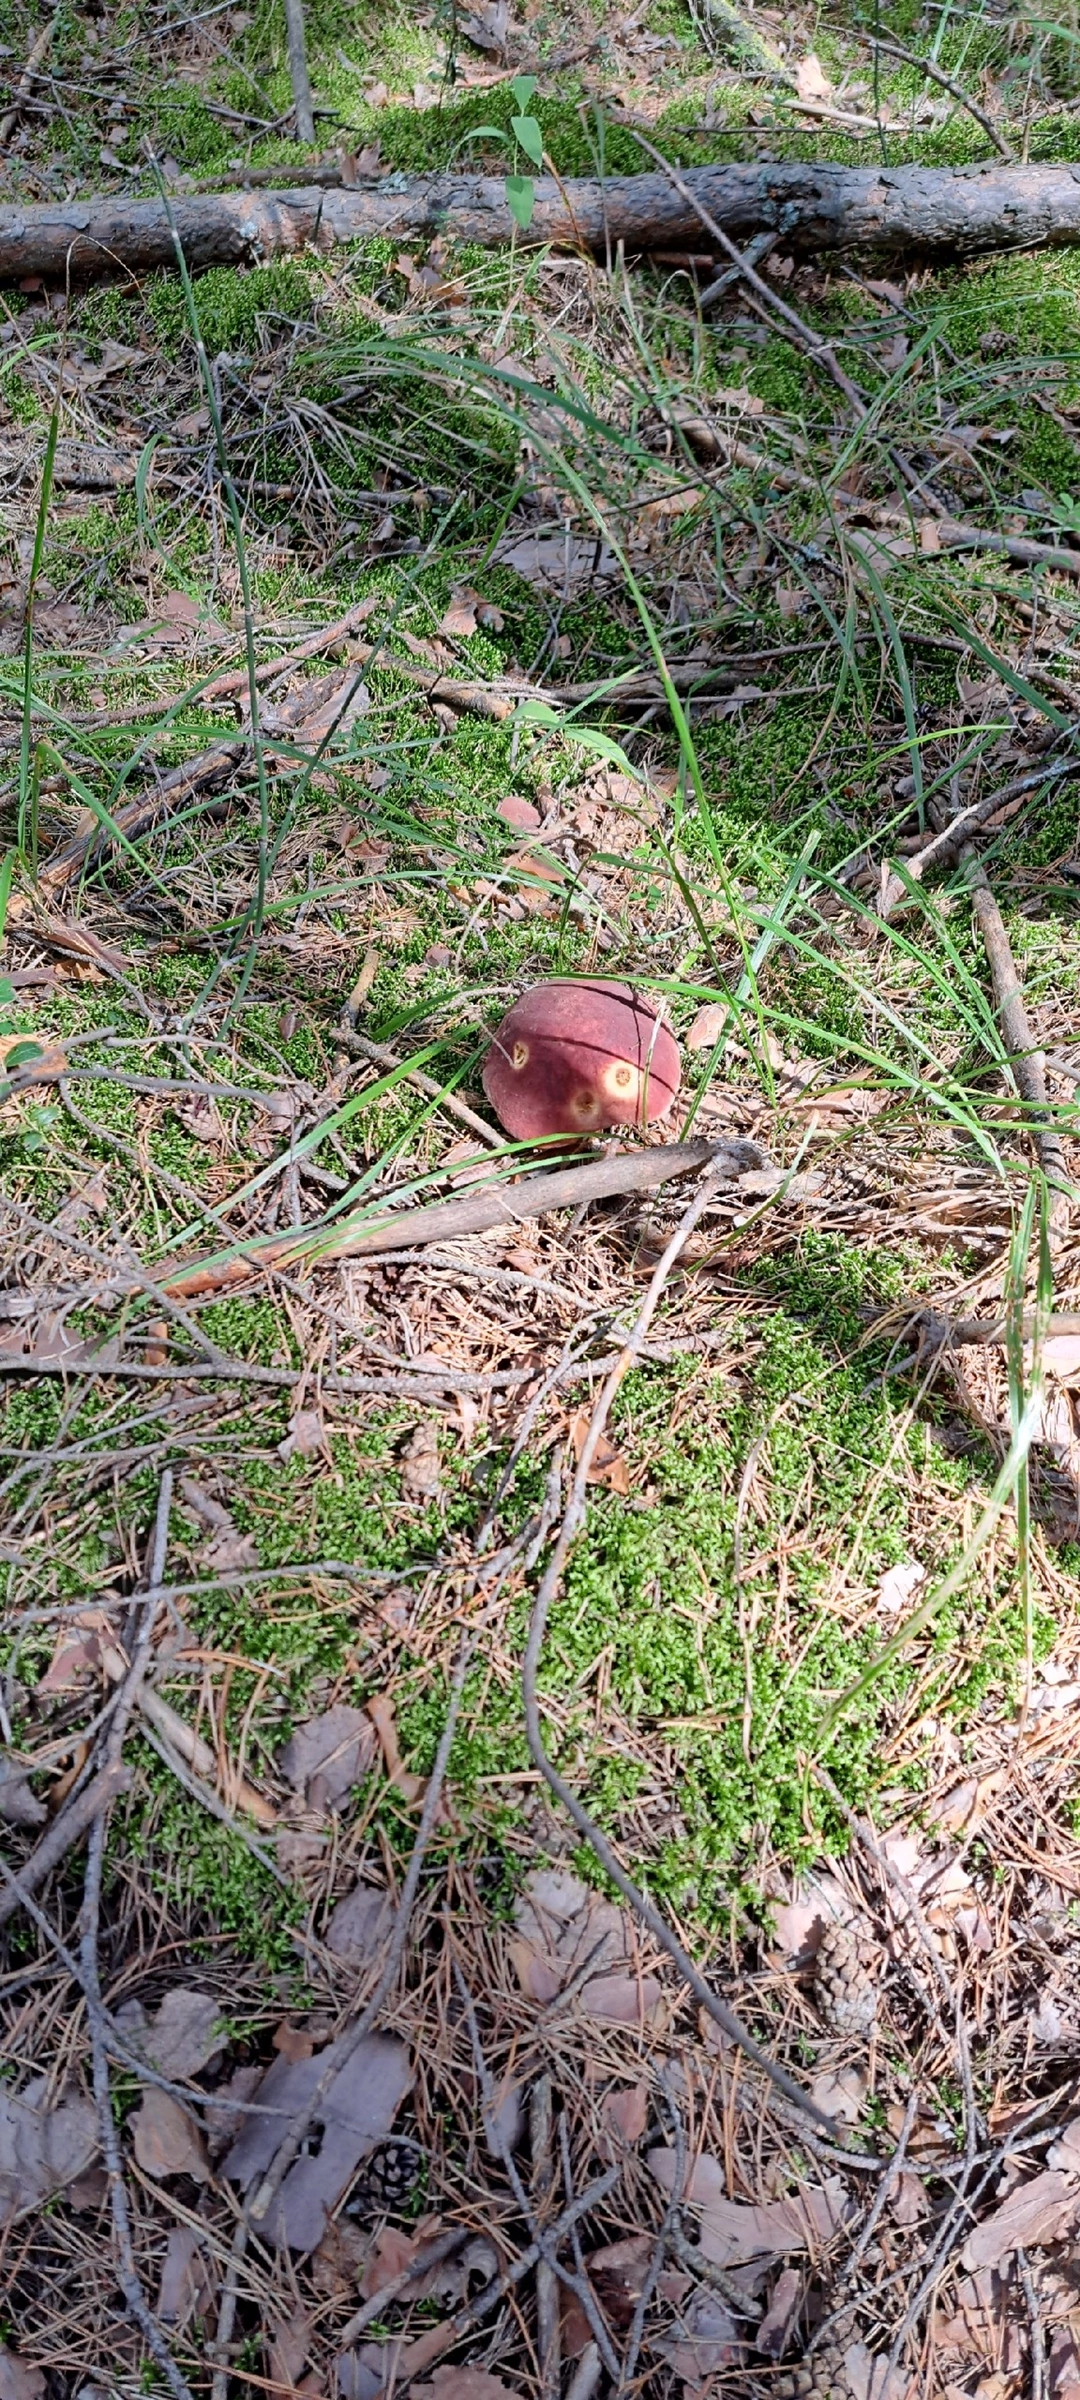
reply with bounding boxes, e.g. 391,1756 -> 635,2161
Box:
0,11 -> 59,148
282,0 -> 315,144
963,853 -> 1070,1197
864,32 -> 1014,161
10,163 -> 1080,280
156,1135 -> 752,1299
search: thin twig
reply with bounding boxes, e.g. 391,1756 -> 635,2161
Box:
521,1160 -> 857,2142
865,32 -> 1014,159
531,2075 -> 562,2400
336,2227 -> 471,2347
1018,2248 -> 1048,2400
78,1474 -> 196,2400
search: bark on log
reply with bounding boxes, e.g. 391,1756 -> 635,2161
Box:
6,162 -> 1080,280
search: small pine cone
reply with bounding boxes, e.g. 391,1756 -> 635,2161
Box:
814,1919 -> 879,2038
344,2136 -> 424,2219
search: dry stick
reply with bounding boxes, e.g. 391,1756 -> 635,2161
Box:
335,1024 -> 502,1153
0,10 -> 58,146
1018,2248 -> 1048,2400
0,1760 -> 130,1929
531,2076 -> 562,2400
878,758 -> 1080,918
954,831 -> 1070,1199
369,2169 -> 623,2392
282,0 -> 315,143
156,1135 -> 737,1299
623,130 -> 868,419
336,2227 -> 470,2348
521,1162 -> 847,2142
79,1473 -> 197,2400
565,2350 -> 603,2400
865,32 -> 1014,161
453,1967 -> 621,2378
38,739 -> 244,891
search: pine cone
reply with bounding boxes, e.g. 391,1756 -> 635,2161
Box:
344,2136 -> 424,2219
775,2343 -> 851,2398
814,1920 -> 879,2038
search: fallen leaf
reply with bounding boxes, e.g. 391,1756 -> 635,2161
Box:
810,2064 -> 867,2125
686,1002 -> 728,1053
439,587 -> 492,637
843,2344 -> 912,2400
279,1406 -> 328,1461
503,844 -> 568,913
927,1768 -> 1006,1837
0,1033 -> 67,1087
366,1691 -> 425,1804
175,406 -> 210,438
654,2286 -> 740,2384
961,2170 -> 1080,2270
648,2151 -> 851,2264
118,1985 -> 226,2081
877,1559 -> 926,1616
280,1704 -> 378,1814
1047,2118 -> 1080,2172
224,2031 -> 413,2253
0,2078 -> 98,2224
497,793 -> 541,831
492,528 -> 619,593
261,667 -> 369,752
569,1408 -> 631,1494
583,1972 -> 664,2024
586,2233 -> 654,2327
456,0 -> 508,54
157,2224 -> 218,2328
1050,2326 -> 1080,2392
324,1881 -> 396,1964
0,2352 -> 45,2400
131,2089 -> 209,2182
268,2304 -> 314,2388
890,2170 -> 929,2227
919,517 -> 942,557
599,2081 -> 649,2155
510,1867 -> 634,2003
796,51 -> 832,101
400,1420 -> 442,1497
1044,1335 -> 1080,1380
756,2266 -> 803,2356
416,2377 -> 515,2400
767,1873 -> 856,1964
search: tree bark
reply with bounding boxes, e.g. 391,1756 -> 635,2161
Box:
6,161 -> 1080,280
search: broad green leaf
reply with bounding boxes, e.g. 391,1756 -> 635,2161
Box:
510,73 -> 537,109
510,112 -> 544,168
504,174 -> 535,230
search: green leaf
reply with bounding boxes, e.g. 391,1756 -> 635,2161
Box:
504,174 -> 535,230
510,112 -> 544,168
2,1038 -> 43,1072
510,73 -> 537,109
512,699 -> 642,779
455,121 -> 508,146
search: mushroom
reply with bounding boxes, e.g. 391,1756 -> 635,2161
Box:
482,980 -> 681,1141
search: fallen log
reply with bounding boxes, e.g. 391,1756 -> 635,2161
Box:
6,161 -> 1080,281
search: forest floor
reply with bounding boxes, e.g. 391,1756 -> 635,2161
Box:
4,0 -> 1080,2394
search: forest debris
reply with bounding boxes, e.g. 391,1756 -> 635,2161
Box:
223,2031 -> 413,2252
400,1420 -> 442,1497
323,1880 -> 396,1964
0,2079 -> 98,2224
0,2353 -> 45,2400
756,2267 -> 803,2356
961,2171 -> 1080,2270
279,1406 -> 329,1460
492,529 -> 620,592
510,1867 -> 640,2007
653,2287 -> 741,2384
648,2150 -> 851,2264
814,1920 -> 880,2037
157,2225 -> 218,2328
568,1408 -> 631,1494
598,2082 -> 649,2156
877,1559 -> 926,1615
366,1691 -> 425,1804
280,1704 -> 378,1813
130,2090 -> 210,2182
0,1760 -> 45,1830
117,1985 -> 226,2080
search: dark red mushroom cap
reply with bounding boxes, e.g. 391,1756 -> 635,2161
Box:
482,980 -> 681,1141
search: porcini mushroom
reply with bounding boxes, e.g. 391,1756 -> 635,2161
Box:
482,980 -> 681,1141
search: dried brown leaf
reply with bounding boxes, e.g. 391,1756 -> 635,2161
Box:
324,1881 -> 396,1964
0,2078 -> 98,2224
569,1409 -> 631,1495
0,2352 -> 45,2400
415,2372 -> 516,2400
961,2170 -> 1080,2270
795,51 -> 832,100
599,2081 -> 649,2154
648,2151 -> 851,2264
157,2224 -> 218,2328
280,1704 -> 378,1814
224,2031 -> 412,2253
366,1690 -> 425,1804
131,2089 -> 210,2182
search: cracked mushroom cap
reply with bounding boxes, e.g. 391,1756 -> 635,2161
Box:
482,980 -> 681,1141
